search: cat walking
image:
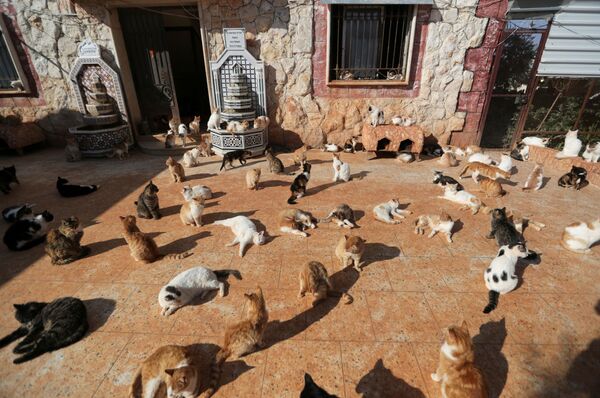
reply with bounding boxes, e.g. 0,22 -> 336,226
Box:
561,218 -> 600,254
220,150 -> 251,171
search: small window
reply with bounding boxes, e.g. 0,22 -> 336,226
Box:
0,14 -> 30,94
328,4 -> 416,85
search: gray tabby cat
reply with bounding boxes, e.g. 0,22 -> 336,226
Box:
265,146 -> 285,174
135,181 -> 161,219
319,204 -> 356,228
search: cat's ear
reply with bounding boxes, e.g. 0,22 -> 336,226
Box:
344,234 -> 349,240
368,106 -> 372,113
461,320 -> 468,331
13,304 -> 23,311
165,368 -> 175,376
119,216 -> 125,221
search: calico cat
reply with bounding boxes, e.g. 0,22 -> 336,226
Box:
368,105 -> 384,127
414,213 -> 455,243
582,142 -> 600,163
522,163 -> 544,191
158,267 -> 242,316
558,166 -> 587,190
119,215 -> 192,263
391,115 -> 414,126
561,218 -> 600,254
166,156 -> 185,182
179,196 -> 205,227
497,154 -> 512,173
129,345 -> 199,398
3,210 -> 54,251
335,235 -> 366,271
207,108 -> 221,130
279,208 -> 316,237
2,203 -> 34,223
214,215 -> 266,257
202,287 -> 268,398
431,321 -> 488,397
288,162 -> 311,204
483,244 -> 529,313
45,216 -> 90,265
332,153 -> 351,182
459,162 -> 510,182
182,185 -> 212,200
301,373 -> 339,398
475,175 -> 505,198
298,261 -> 353,306
467,153 -> 493,165
556,129 -> 582,158
319,204 -> 356,229
56,177 -> 99,197
373,199 -> 411,224
433,171 -> 464,191
64,136 -> 82,162
265,146 -> 285,174
135,181 -> 161,219
437,152 -> 458,167
253,115 -> 270,129
108,141 -> 128,160
0,165 -> 19,194
246,168 -> 261,190
437,185 -> 485,215
0,297 -> 87,364
220,150 -> 251,171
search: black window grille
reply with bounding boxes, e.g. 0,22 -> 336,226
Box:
329,4 -> 414,82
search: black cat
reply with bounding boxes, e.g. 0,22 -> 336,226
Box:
432,171 -> 464,191
0,165 -> 19,194
300,373 -> 339,398
220,149 -> 252,171
2,203 -> 34,223
288,162 -> 311,204
135,181 -> 161,219
56,177 -> 99,197
0,297 -> 88,364
558,165 -> 587,190
486,207 -> 537,260
3,210 -> 54,251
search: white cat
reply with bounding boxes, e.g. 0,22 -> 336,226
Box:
182,147 -> 201,168
561,218 -> 600,254
207,108 -> 221,130
368,105 -> 384,127
437,184 -> 483,215
582,142 -> 600,163
178,123 -> 188,146
332,153 -> 351,182
373,199 -> 412,224
482,244 -> 529,313
214,215 -> 266,257
158,266 -> 241,316
521,136 -> 549,147
322,143 -> 340,152
556,130 -> 582,158
497,154 -> 512,173
396,152 -> 414,163
468,153 -> 493,165
414,213 -> 455,243
182,185 -> 212,200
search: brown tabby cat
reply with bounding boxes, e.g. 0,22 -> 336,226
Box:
129,344 -> 199,398
166,157 -> 185,182
119,215 -> 192,263
475,175 -> 505,198
45,216 -> 90,265
298,261 -> 353,306
201,287 -> 268,398
459,162 -> 511,181
246,168 -> 261,190
431,321 -> 488,398
109,141 -> 128,160
335,235 -> 365,271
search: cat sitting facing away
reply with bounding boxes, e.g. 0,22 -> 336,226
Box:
373,199 -> 412,224
0,165 -> 19,195
136,181 -> 161,220
158,266 -> 242,316
320,204 -> 356,229
64,136 -> 81,162
3,210 -> 54,251
201,287 -> 268,398
45,216 -> 90,265
56,176 -> 99,197
483,244 -> 529,313
561,218 -> 600,254
214,215 -> 266,257
431,321 -> 488,397
522,163 -> 544,191
129,345 -> 199,398
556,129 -> 582,159
558,165 -> 587,190
335,235 -> 366,271
301,373 -> 340,398
298,261 -> 353,306
166,156 -> 185,182
332,153 -> 351,182
0,297 -> 88,364
279,208 -> 316,237
414,212 -> 455,243
265,146 -> 285,174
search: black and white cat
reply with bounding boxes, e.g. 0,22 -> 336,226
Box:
3,210 -> 54,251
432,171 -> 464,191
288,162 -> 311,204
158,266 -> 242,316
56,177 -> 99,197
2,203 -> 35,223
483,244 -> 529,313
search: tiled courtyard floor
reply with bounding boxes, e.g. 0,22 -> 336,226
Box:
0,148 -> 598,397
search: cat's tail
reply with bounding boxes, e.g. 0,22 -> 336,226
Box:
200,347 -> 231,398
483,290 -> 499,314
213,218 -> 232,227
458,164 -> 470,178
287,194 -> 297,205
319,211 -> 334,224
327,290 -> 354,304
128,366 -> 143,398
214,269 -> 242,280
161,252 -> 193,260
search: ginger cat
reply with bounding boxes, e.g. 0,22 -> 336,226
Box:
561,218 -> 600,253
166,156 -> 185,182
180,195 -> 205,227
246,168 -> 261,190
129,344 -> 198,398
522,163 -> 544,191
298,261 -> 353,306
335,235 -> 365,271
431,321 -> 488,398
201,287 -> 268,398
475,174 -> 505,198
278,208 -> 316,237
459,162 -> 510,182
414,212 -> 454,243
119,215 -> 192,263
438,152 -> 458,167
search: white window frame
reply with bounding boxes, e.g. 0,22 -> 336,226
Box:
0,14 -> 30,94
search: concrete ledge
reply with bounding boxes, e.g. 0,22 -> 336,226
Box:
528,146 -> 600,187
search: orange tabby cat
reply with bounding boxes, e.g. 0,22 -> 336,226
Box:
475,175 -> 505,198
298,261 -> 353,306
201,287 -> 268,398
119,215 -> 191,263
459,162 -> 510,181
246,168 -> 261,190
431,321 -> 488,398
335,235 -> 365,271
166,156 -> 185,182
129,344 -> 198,398
438,152 -> 459,167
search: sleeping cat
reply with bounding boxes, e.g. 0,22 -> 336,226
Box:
56,177 -> 99,197
226,120 -> 249,134
158,266 -> 242,316
414,213 -> 454,243
373,199 -> 411,224
437,152 -> 459,167
2,203 -> 34,223
119,215 -> 192,263
0,165 -> 19,194
459,162 -> 511,182
556,130 -> 582,158
298,261 -> 353,306
220,150 -> 251,171
522,163 -> 544,191
265,146 -> 285,174
246,168 -> 261,190
431,321 -> 488,397
521,136 -> 549,147
483,244 -> 529,313
45,216 -> 90,265
279,208 -> 316,237
475,174 -> 505,198
207,108 -> 221,130
437,185 -> 485,215
166,156 -> 185,182
136,181 -> 161,219
561,218 -> 600,254
214,215 -> 266,257
64,136 -> 81,162
335,235 -> 366,271
201,287 -> 268,398
3,210 -> 54,251
182,185 -> 212,200
0,297 -> 88,364
319,204 -> 356,229
467,152 -> 493,165
433,171 -> 464,191
108,141 -> 128,160
129,345 -> 199,398
179,195 -> 205,227
332,153 -> 351,182
288,162 -> 311,204
301,373 -> 339,398
558,165 -> 587,190
254,115 -> 270,129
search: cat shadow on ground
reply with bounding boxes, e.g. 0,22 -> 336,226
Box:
84,298 -> 116,333
264,267 -> 359,348
85,237 -> 126,258
185,173 -> 216,181
452,219 -> 464,235
353,209 -> 366,224
161,204 -> 181,217
361,243 -> 401,267
210,191 -> 226,199
472,318 -> 509,398
260,179 -> 290,189
160,231 -> 211,254
355,358 -> 425,398
514,252 -> 542,291
204,210 -> 256,224
307,181 -> 338,196
539,176 -> 551,189
351,170 -> 370,181
499,178 -> 518,187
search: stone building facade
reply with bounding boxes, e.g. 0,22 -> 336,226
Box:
0,0 -> 508,148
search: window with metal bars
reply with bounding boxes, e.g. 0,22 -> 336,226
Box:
329,4 -> 415,84
0,14 -> 29,93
